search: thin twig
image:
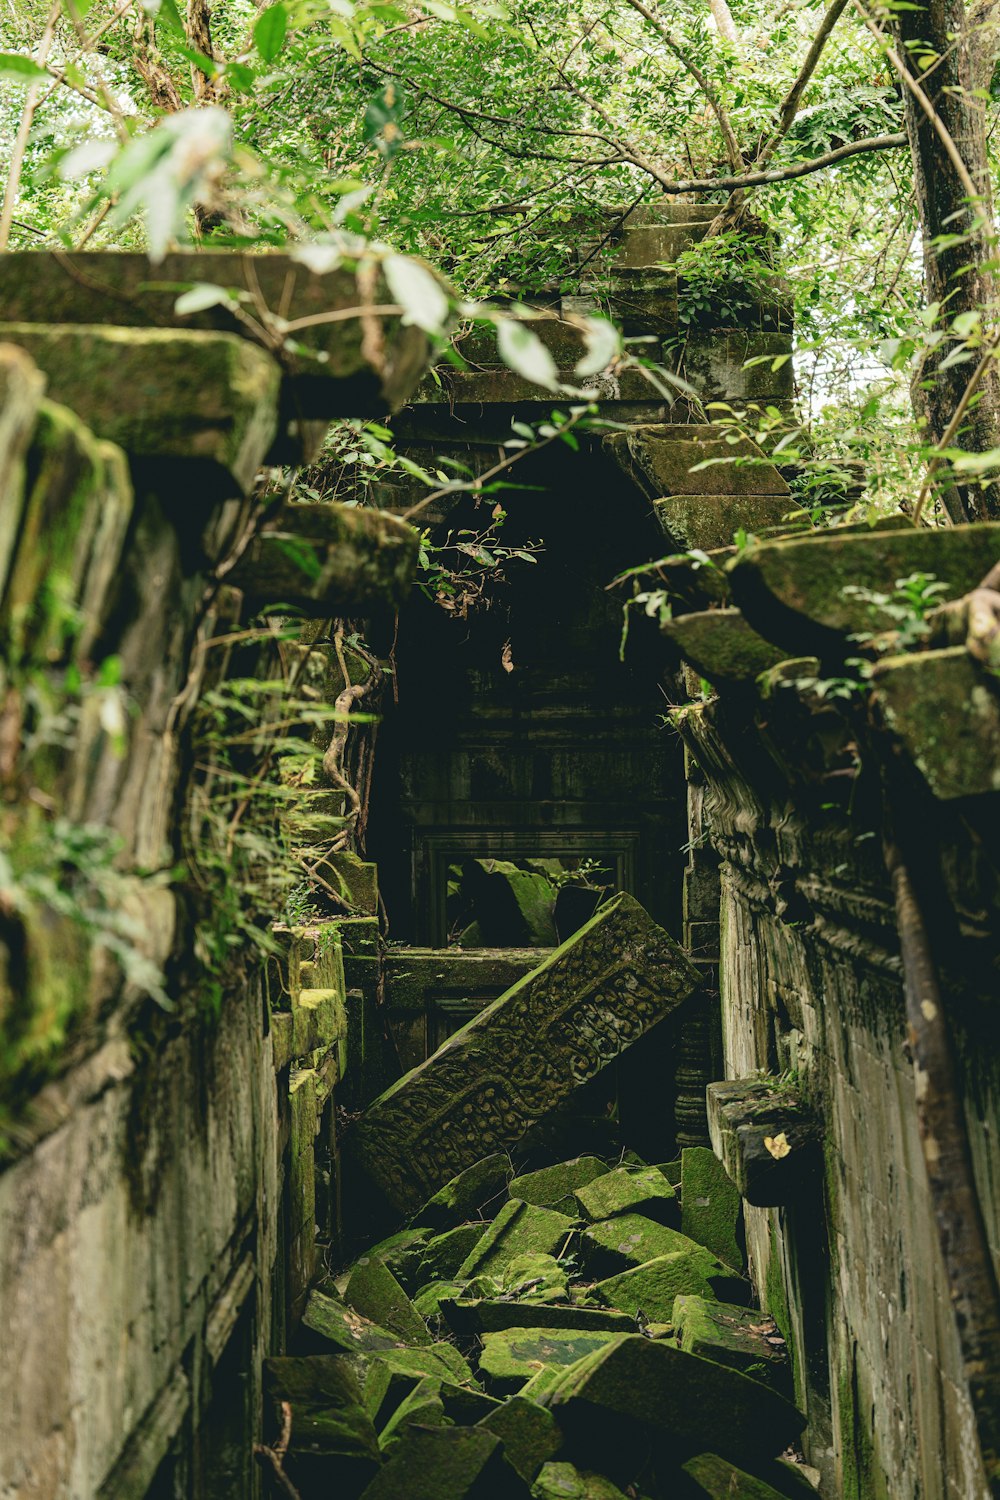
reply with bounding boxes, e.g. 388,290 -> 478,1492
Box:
0,1 -> 60,253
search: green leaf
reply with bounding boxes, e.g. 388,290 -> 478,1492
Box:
383,254 -> 449,333
575,316 -> 620,378
226,61 -> 257,92
496,319 -> 559,390
0,53 -> 48,81
255,2 -> 289,60
174,283 -> 236,315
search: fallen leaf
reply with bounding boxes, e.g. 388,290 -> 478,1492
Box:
764,1132 -> 791,1159
501,639 -> 515,673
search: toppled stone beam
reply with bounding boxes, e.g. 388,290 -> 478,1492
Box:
0,250 -> 441,418
228,500 -> 418,614
662,609 -> 787,689
728,522 -> 1000,655
347,893 -> 701,1215
871,646 -> 1000,799
0,324 -> 280,496
654,495 -> 798,553
707,1080 -> 822,1208
604,424 -> 789,501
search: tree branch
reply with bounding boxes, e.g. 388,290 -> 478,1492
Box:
654,132 -> 905,192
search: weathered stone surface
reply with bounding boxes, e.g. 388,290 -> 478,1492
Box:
301,1288 -> 406,1355
229,501 -> 418,615
348,893 -> 702,1214
678,332 -> 793,403
413,1279 -> 468,1317
358,1425 -> 531,1498
421,1222 -> 491,1282
604,425 -> 789,501
593,1250 -> 748,1322
377,1375 -> 449,1450
573,1166 -> 678,1226
0,324 -> 281,495
412,1152 -> 513,1232
477,1395 -> 561,1482
0,250 -> 440,417
531,1461 -> 629,1498
580,1215 -> 700,1277
465,1251 -> 571,1304
680,1453 -> 791,1498
654,495 -> 800,555
463,859 -> 560,946
457,1200 -> 578,1279
344,1256 -> 431,1345
540,1335 -> 804,1466
479,1327 -> 624,1394
362,1345 -> 480,1423
362,1227 -> 432,1291
263,1354 -> 382,1480
1,400 -> 134,668
510,1157 -> 610,1215
727,522 -> 1000,653
442,1299 -> 636,1336
663,609 -> 788,689
706,1081 -> 822,1208
0,343 -> 46,601
673,1297 -> 789,1392
680,1147 -> 743,1270
870,646 -> 1000,799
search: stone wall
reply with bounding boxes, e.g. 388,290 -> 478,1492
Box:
0,253 -> 430,1500
665,520 -> 1000,1499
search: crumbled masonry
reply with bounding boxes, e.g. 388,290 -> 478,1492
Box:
266,1137 -> 806,1498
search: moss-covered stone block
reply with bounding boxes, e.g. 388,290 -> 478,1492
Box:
412,1152 -> 513,1232
531,1461 -> 629,1499
653,496 -> 800,555
0,343 -> 47,602
363,1227 -> 433,1293
0,324 -> 282,495
420,1221 -> 492,1282
1,399 -> 133,666
663,609 -> 788,690
457,1200 -> 577,1280
604,425 -> 789,501
573,1167 -> 678,1227
345,1255 -> 431,1346
727,522 -> 1000,654
479,1327 -> 625,1395
870,646 -> 1000,799
680,1146 -> 743,1270
230,500 -> 418,615
680,1453 -> 792,1498
477,1395 -> 561,1483
539,1335 -> 804,1470
443,1299 -> 635,1337
412,1278 -> 468,1317
377,1375 -> 449,1450
349,894 -> 701,1215
706,1080 -> 822,1208
679,332 -> 793,402
509,1157 -> 609,1216
593,1249 -> 747,1322
301,1288 -> 406,1355
673,1297 -> 789,1393
362,1344 -> 480,1422
580,1215 -> 702,1277
464,1250 -> 571,1306
263,1354 -> 382,1489
358,1424 -> 531,1498
291,987 -> 347,1064
0,249 -> 441,419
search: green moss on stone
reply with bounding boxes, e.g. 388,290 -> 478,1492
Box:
593,1249 -> 746,1322
680,1147 -> 743,1270
477,1395 -> 561,1483
681,1452 -> 790,1498
574,1166 -> 678,1226
478,1327 -> 624,1395
345,1255 -> 431,1345
421,1221 -> 492,1282
509,1157 -> 609,1216
457,1200 -> 577,1280
412,1152 -> 513,1232
531,1461 -> 628,1498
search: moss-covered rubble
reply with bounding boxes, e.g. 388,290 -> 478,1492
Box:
264,1144 -> 811,1499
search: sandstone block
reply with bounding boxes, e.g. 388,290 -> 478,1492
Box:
580,1215 -> 698,1277
706,1080 -> 822,1208
680,1452 -> 793,1498
442,1299 -> 635,1336
344,1256 -> 431,1346
605,425 -> 789,500
509,1157 -> 609,1216
680,1147 -> 743,1270
477,1395 -> 560,1483
672,1297 -> 789,1393
531,1461 -> 629,1498
412,1152 -> 513,1232
479,1327 -> 625,1395
348,893 -> 701,1214
377,1375 -> 449,1450
421,1222 -> 491,1281
593,1250 -> 747,1323
358,1426 -> 531,1498
653,495 -> 799,554
457,1200 -> 577,1279
573,1166 -> 678,1226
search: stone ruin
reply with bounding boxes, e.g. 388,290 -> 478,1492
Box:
1,204 -> 999,1500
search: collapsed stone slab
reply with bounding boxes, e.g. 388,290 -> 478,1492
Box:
347,893 -> 701,1215
358,1425 -> 531,1498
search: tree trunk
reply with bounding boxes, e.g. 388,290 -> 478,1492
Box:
897,0 -> 1000,520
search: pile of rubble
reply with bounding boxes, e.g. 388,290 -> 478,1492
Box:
263,1145 -> 814,1499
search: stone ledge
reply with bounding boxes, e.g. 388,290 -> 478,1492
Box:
0,249 -> 440,418
0,323 -> 281,496
605,424 -> 789,500
707,1080 -> 822,1208
663,608 -> 788,689
870,646 -> 1000,799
